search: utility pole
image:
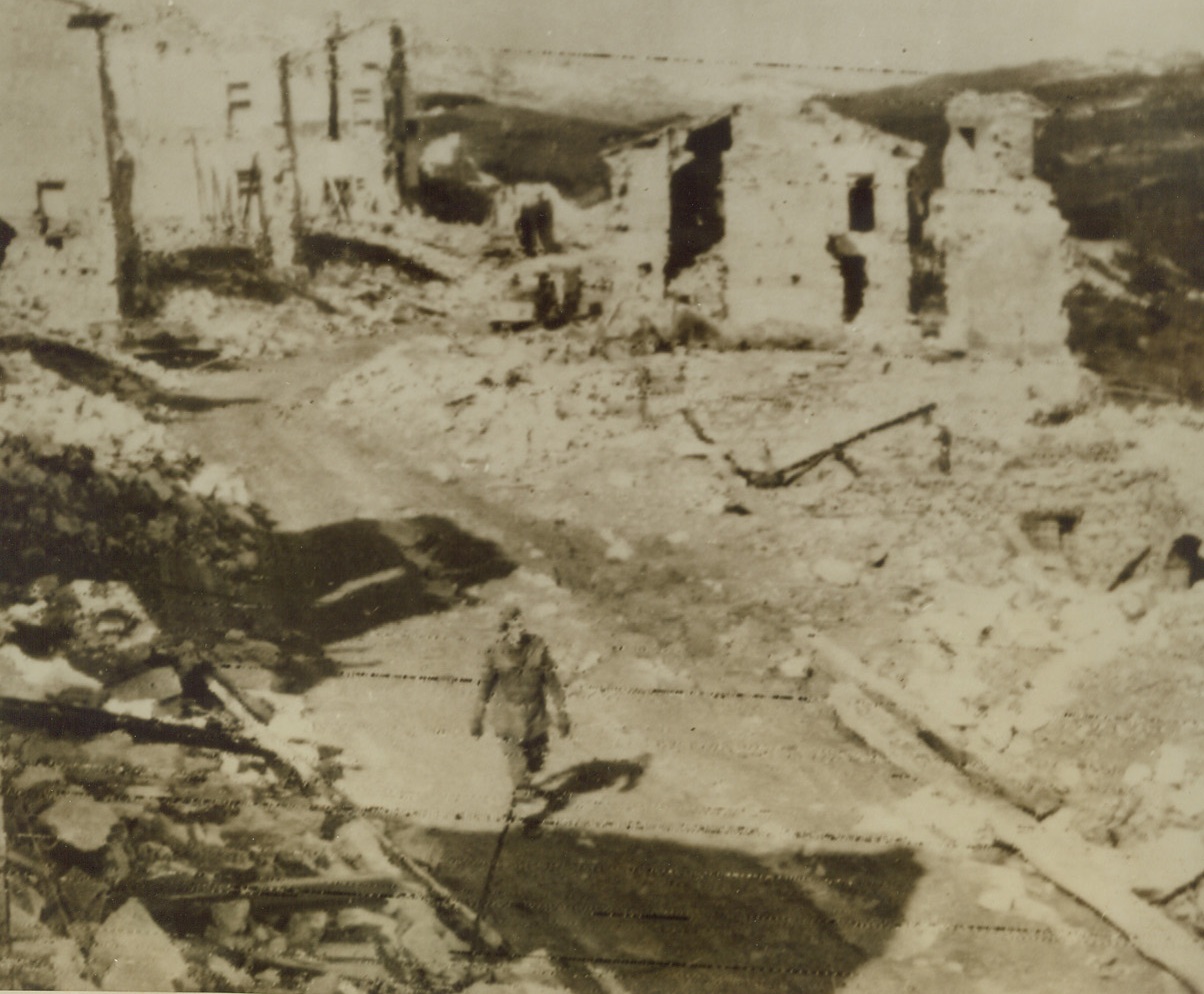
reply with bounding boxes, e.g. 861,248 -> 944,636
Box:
326,15 -> 344,141
277,52 -> 305,260
65,4 -> 149,317
385,23 -> 417,206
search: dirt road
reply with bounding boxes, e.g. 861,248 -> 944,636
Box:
170,335 -> 1180,994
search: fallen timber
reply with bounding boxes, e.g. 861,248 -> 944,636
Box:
726,401 -> 938,488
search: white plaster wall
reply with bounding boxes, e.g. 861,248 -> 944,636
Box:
929,180 -> 1074,359
945,91 -> 1045,188
931,93 -> 1074,360
721,104 -> 919,341
108,30 -> 292,255
0,1 -> 117,322
289,26 -> 401,235
602,138 -> 671,309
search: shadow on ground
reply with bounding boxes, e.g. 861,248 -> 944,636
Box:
416,823 -> 922,994
523,756 -> 651,832
0,335 -> 256,413
149,515 -> 514,654
254,516 -> 515,645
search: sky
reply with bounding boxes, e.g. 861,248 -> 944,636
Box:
145,0 -> 1204,80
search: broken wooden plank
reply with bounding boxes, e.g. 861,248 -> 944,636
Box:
0,695 -> 271,759
203,674 -> 320,784
726,402 -> 938,488
201,674 -> 506,954
146,873 -> 405,905
680,407 -> 715,445
1109,546 -> 1152,592
828,678 -> 1204,993
807,630 -> 1060,817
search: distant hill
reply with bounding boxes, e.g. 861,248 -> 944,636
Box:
829,58 -> 1204,286
417,96 -> 653,202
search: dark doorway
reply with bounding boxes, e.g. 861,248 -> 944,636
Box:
848,175 -> 875,233
827,235 -> 867,322
838,256 -> 867,321
0,216 -> 16,268
666,115 -> 732,281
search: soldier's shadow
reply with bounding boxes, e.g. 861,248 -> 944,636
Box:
525,755 -> 651,830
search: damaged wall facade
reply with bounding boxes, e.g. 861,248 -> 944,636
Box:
286,23 -> 416,245
721,102 -> 921,340
602,130 -> 677,319
2,7 -> 427,317
108,16 -> 422,269
602,101 -> 923,343
603,94 -> 1075,359
106,21 -> 293,265
0,1 -> 118,324
926,91 -> 1076,359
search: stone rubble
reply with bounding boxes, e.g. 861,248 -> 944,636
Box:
0,331 -> 514,992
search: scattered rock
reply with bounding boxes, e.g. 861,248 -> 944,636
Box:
58,865 -> 110,921
209,899 -> 251,939
0,644 -> 104,701
1126,828 -> 1204,901
38,794 -> 118,852
305,974 -> 343,994
393,895 -> 469,981
600,529 -> 634,562
208,953 -> 256,989
287,910 -> 330,951
109,666 -> 182,704
332,819 -> 395,875
777,656 -> 813,680
90,898 -> 190,992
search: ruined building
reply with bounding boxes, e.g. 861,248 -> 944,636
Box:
0,4 -> 422,319
105,18 -> 292,267
0,2 -> 120,323
603,92 -> 1074,358
603,101 -> 922,343
286,20 -> 421,255
926,91 -> 1076,358
722,103 -> 922,340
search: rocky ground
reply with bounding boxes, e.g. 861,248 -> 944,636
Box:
3,220 -> 1204,992
315,301 -> 1204,926
0,303 -> 514,992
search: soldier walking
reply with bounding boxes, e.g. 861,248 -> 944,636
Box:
471,608 -> 571,801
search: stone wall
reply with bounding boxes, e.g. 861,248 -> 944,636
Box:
721,102 -> 920,342
928,91 -> 1076,359
602,133 -> 674,322
0,1 -> 118,325
107,24 -> 292,262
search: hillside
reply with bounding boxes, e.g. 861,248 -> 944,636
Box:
418,95 -> 652,203
828,58 -> 1204,286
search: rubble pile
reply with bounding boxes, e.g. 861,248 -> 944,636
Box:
151,286 -> 389,363
4,710 -> 477,991
0,336 -> 501,992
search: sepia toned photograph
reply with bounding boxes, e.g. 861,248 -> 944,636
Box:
2,1 -> 1204,991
